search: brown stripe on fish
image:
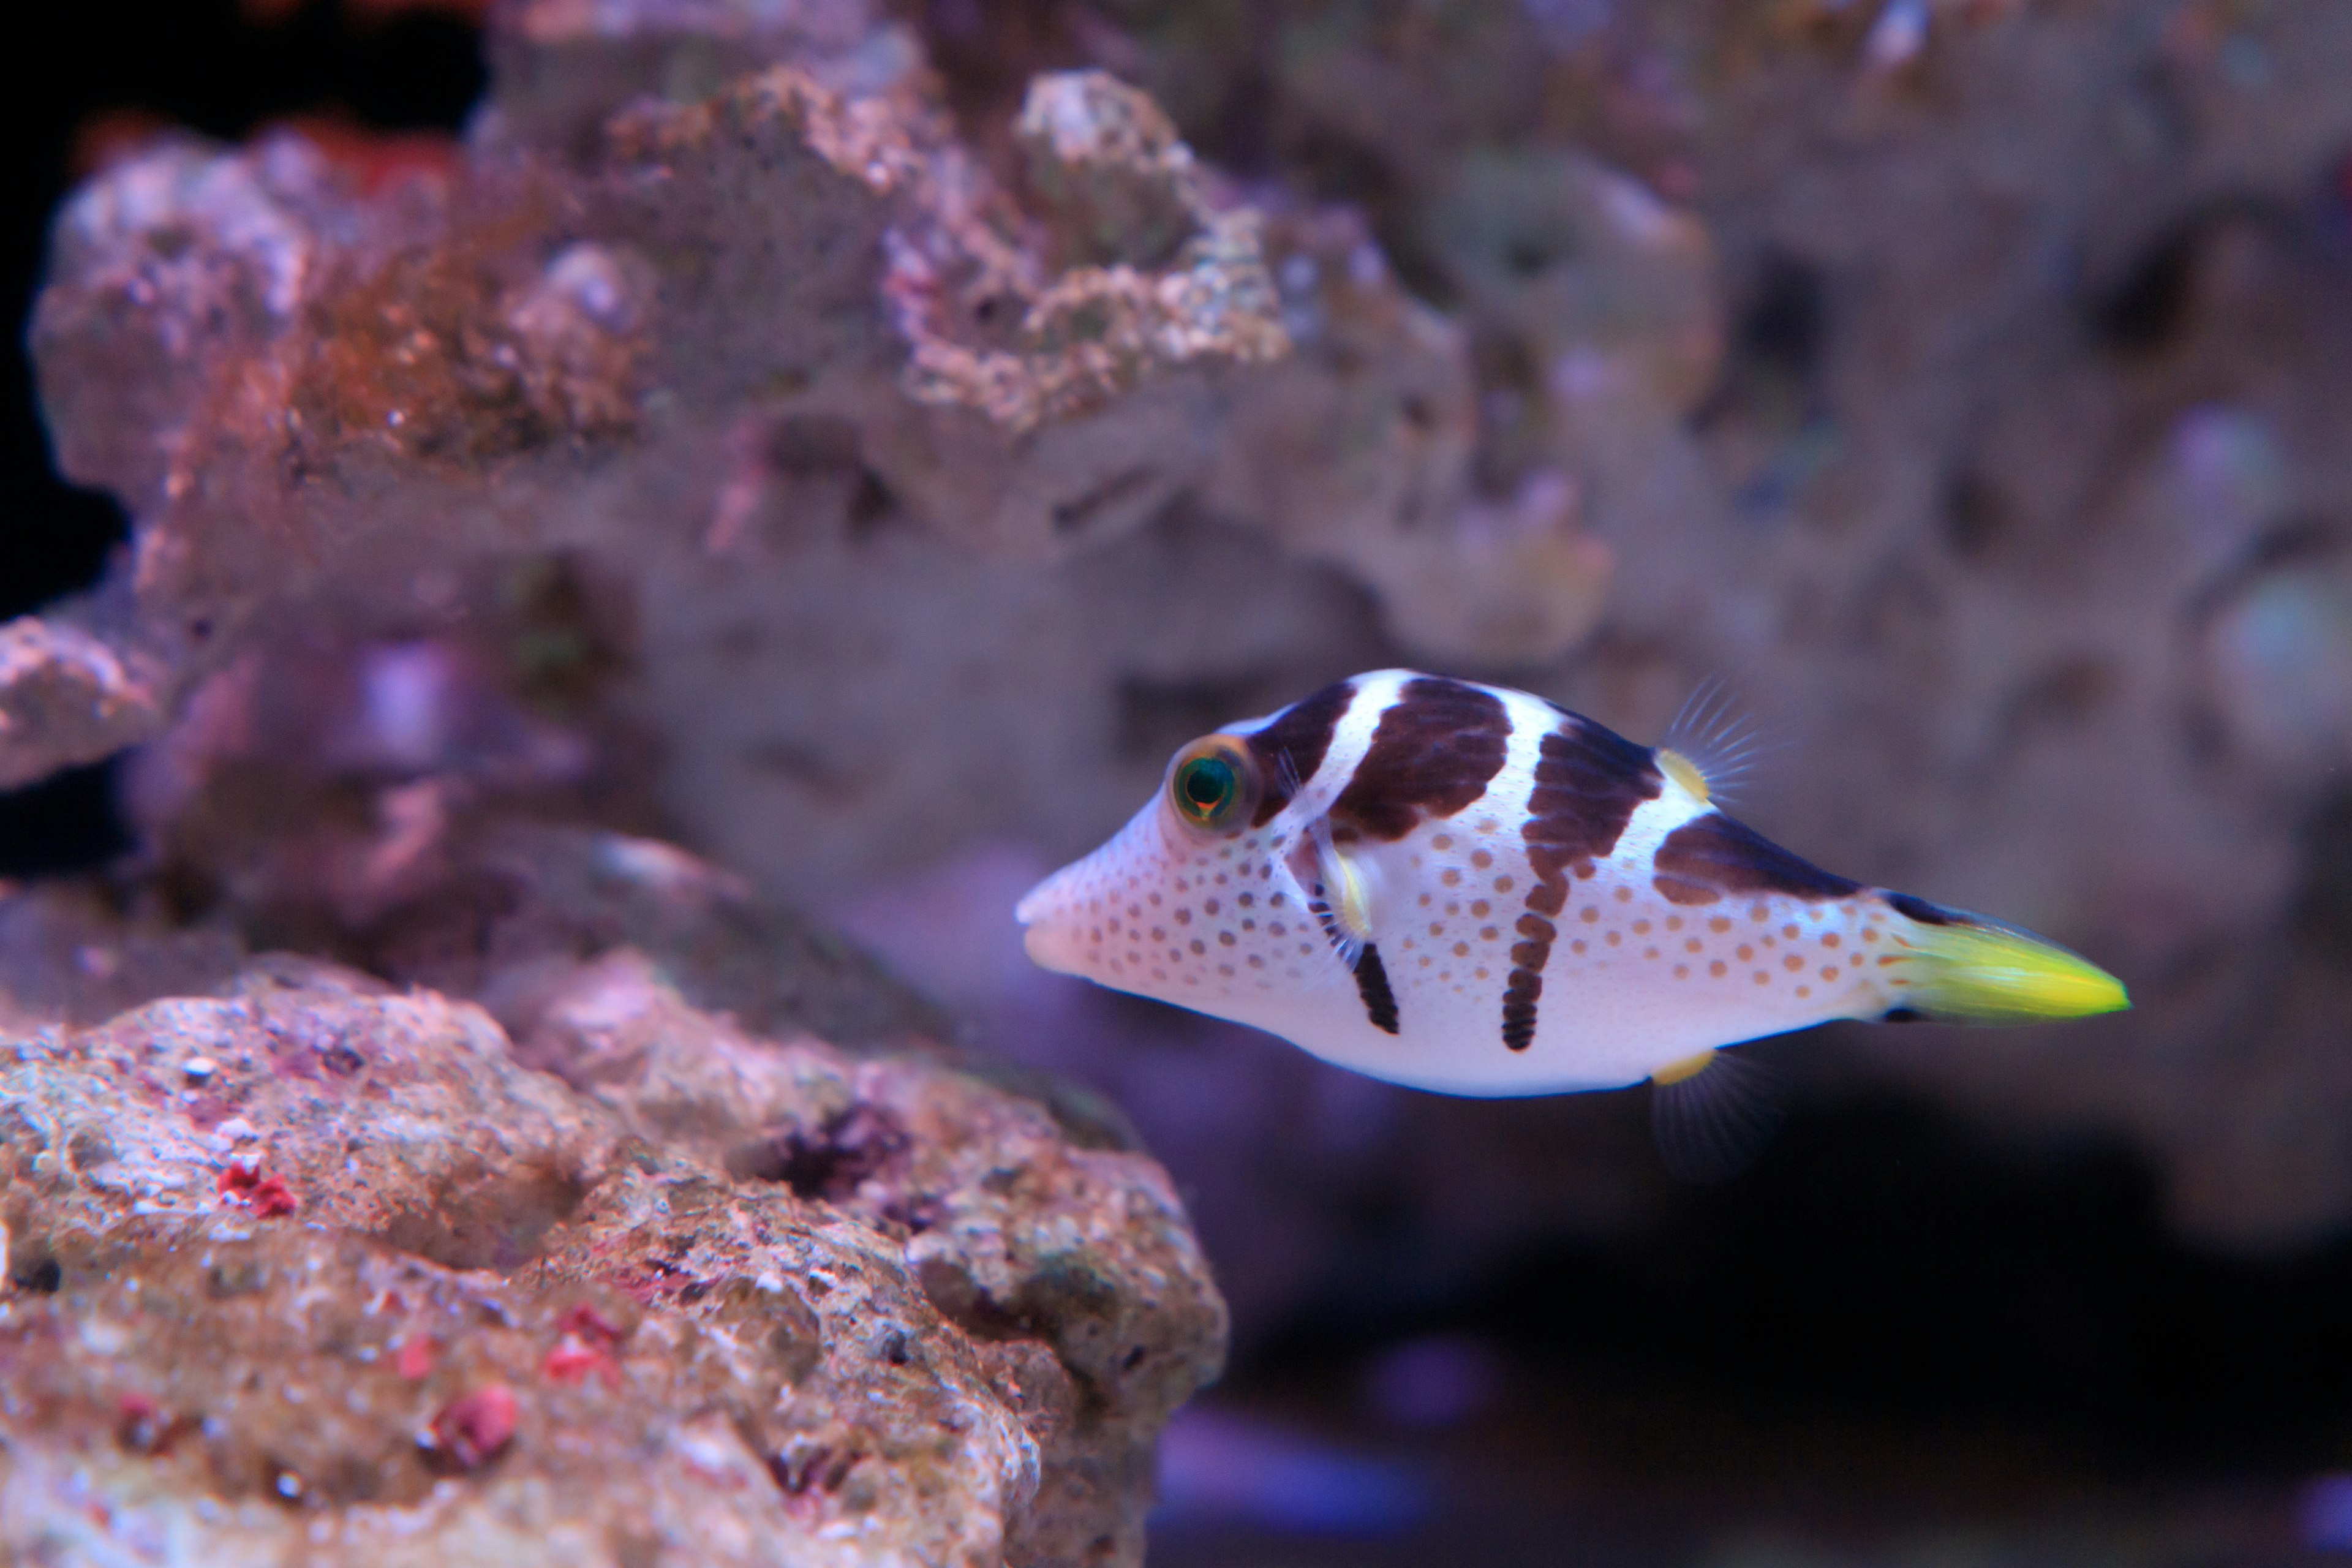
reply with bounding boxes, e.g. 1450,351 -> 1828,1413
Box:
1651,812 -> 1864,904
1353,943 -> 1401,1034
1330,677 -> 1512,842
1521,714 -> 1663,911
1504,714 -> 1663,1052
1501,912 -> 1553,1051
1243,679 -> 1355,827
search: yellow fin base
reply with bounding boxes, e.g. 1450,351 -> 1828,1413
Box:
1313,819 -> 1377,945
1656,748 -> 1711,805
1893,912 -> 2129,1023
1651,1049 -> 1716,1086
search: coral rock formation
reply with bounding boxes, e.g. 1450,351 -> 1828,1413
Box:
0,957 -> 1223,1565
0,618 -> 165,791
21,0 -> 1625,870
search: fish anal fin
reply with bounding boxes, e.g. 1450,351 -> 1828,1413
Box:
1649,1049 -> 1783,1183
1651,1047 -> 1716,1085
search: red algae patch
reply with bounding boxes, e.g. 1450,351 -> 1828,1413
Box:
425,1384 -> 521,1472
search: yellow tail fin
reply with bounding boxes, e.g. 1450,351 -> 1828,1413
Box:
1881,895 -> 2128,1023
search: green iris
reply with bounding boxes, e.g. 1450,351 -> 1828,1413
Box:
1167,736 -> 1263,834
1175,753 -> 1239,825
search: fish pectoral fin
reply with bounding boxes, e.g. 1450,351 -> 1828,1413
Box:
1324,851 -> 1377,952
1290,815 -> 1378,971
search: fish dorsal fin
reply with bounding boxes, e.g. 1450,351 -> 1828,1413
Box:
1658,676 -> 1777,809
1656,748 -> 1712,804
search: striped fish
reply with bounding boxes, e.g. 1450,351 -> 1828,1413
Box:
1017,670 -> 2127,1098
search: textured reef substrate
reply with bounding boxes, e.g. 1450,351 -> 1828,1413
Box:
1,922 -> 1223,1564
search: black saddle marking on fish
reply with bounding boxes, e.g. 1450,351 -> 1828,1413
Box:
1504,713 -> 1664,1053
1523,709 -> 1664,907
1244,679 -> 1355,827
1331,677 -> 1512,842
1651,812 -> 1862,905
1882,1006 -> 1926,1023
1352,943 -> 1401,1035
1883,891 -> 1962,925
1501,913 -> 1551,1052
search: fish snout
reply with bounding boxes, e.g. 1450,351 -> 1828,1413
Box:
1017,804 -> 1171,981
1016,863 -> 1090,976
1021,914 -> 1080,975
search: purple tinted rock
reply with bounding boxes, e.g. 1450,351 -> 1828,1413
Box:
0,952 -> 1223,1565
30,137 -> 331,514
0,617 -> 168,791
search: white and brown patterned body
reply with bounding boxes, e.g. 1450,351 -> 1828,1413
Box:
1018,671 -> 2125,1097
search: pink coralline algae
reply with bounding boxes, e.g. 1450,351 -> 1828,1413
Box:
214,1160 -> 300,1218
541,1302 -> 627,1386
426,1383 -> 521,1471
539,1336 -> 618,1384
394,1335 -> 437,1381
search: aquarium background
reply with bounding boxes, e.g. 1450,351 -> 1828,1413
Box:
6,1 -> 2352,1562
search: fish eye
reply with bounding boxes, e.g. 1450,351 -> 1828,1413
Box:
1167,737 -> 1261,834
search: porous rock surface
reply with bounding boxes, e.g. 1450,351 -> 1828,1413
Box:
21,0 -> 1637,889
18,0 -> 2352,1376
0,956 -> 1224,1565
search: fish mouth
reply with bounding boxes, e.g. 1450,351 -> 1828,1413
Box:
1020,919 -> 1070,973
1014,861 -> 1083,974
